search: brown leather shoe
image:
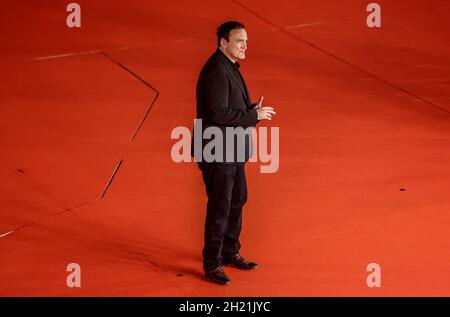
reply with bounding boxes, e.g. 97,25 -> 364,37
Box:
204,266 -> 231,285
223,254 -> 258,270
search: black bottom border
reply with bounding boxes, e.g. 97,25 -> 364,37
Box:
1,297 -> 449,314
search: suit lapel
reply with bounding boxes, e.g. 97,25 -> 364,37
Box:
224,67 -> 250,105
240,73 -> 252,106
217,52 -> 250,106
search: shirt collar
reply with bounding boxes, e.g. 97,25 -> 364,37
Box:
217,49 -> 240,71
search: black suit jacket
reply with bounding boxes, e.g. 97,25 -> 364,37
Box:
192,49 -> 259,164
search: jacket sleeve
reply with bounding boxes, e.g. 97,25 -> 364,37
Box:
250,103 -> 261,125
203,68 -> 258,127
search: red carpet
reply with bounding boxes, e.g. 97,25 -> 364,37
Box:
1,0 -> 450,296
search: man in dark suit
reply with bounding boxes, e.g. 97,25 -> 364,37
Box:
192,21 -> 276,285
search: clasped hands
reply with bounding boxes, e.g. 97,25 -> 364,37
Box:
254,96 -> 276,121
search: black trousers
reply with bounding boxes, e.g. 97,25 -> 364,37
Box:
198,162 -> 248,270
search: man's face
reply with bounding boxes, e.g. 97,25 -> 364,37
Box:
221,28 -> 248,61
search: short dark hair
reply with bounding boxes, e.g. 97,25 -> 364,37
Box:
217,21 -> 245,47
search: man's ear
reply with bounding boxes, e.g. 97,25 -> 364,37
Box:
220,38 -> 227,48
